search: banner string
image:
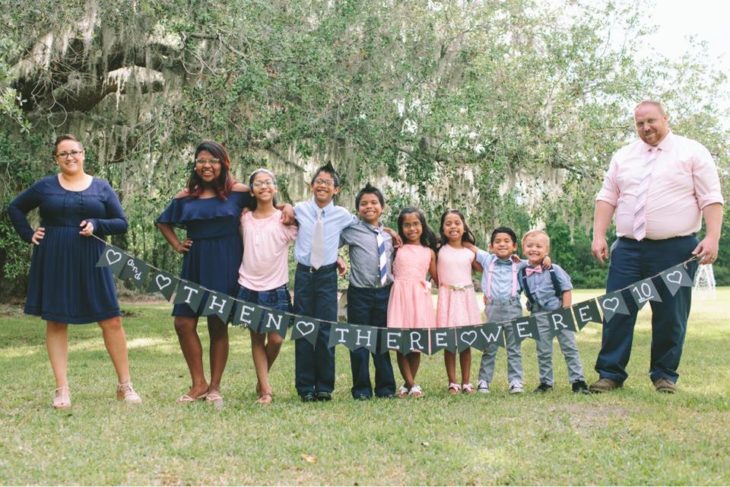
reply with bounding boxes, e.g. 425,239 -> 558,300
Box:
91,233 -> 701,332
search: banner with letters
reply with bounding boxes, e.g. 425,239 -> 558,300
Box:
95,239 -> 696,355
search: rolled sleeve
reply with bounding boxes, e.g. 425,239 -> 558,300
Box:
692,145 -> 724,209
595,155 -> 620,206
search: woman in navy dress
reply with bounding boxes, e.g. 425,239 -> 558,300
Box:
7,134 -> 142,409
157,141 -> 251,406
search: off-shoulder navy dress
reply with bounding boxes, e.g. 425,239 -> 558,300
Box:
156,191 -> 250,317
7,175 -> 128,324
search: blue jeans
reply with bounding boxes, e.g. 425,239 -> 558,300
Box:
236,284 -> 292,326
293,265 -> 338,396
347,285 -> 396,398
595,236 -> 698,384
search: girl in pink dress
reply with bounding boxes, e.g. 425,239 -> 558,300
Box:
387,207 -> 439,398
436,209 -> 481,394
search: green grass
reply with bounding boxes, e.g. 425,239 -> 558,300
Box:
1,289 -> 729,485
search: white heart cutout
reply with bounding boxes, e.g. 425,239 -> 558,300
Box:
460,330 -> 477,346
665,271 -> 683,285
155,275 -> 172,290
295,321 -> 316,336
105,249 -> 122,265
602,297 -> 619,312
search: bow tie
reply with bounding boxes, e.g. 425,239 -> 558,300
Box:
525,266 -> 543,276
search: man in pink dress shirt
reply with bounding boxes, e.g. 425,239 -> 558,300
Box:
590,100 -> 723,393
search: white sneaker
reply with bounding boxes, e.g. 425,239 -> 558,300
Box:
477,380 -> 490,394
509,381 -> 524,394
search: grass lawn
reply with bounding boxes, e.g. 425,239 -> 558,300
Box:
1,288 -> 729,485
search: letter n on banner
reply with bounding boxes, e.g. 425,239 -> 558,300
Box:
259,308 -> 291,338
201,291 -> 234,322
379,329 -> 403,353
572,299 -> 602,330
232,301 -> 263,330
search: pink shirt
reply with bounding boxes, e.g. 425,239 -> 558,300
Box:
238,210 -> 298,291
596,132 -> 723,240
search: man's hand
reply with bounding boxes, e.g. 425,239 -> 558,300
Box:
692,237 -> 719,265
592,236 -> 609,264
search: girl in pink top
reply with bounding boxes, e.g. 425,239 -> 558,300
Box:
436,209 -> 481,394
387,207 -> 438,398
237,169 -> 297,404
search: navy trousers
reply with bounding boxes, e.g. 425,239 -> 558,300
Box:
347,285 -> 396,398
595,236 -> 698,384
294,266 -> 338,396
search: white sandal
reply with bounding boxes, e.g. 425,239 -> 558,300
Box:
409,384 -> 424,398
397,385 -> 410,398
116,382 -> 142,404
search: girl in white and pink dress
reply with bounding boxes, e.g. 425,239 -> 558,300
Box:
387,207 -> 439,398
436,209 -> 482,394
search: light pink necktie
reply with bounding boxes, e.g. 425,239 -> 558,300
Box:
310,208 -> 325,269
632,147 -> 659,241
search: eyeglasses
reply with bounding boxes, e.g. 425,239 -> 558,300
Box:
55,150 -> 84,159
252,180 -> 275,188
195,158 -> 221,166
313,178 -> 335,187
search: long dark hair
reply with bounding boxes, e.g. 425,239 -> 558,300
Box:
186,141 -> 235,199
397,207 -> 438,252
438,209 -> 476,248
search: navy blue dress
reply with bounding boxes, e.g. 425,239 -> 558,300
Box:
7,175 -> 128,324
156,191 -> 250,317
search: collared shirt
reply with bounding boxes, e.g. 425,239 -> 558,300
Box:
522,264 -> 573,311
294,199 -> 358,266
340,219 -> 394,288
476,250 -> 527,301
596,131 -> 723,240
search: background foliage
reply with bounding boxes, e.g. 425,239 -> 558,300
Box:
2,0 -> 729,298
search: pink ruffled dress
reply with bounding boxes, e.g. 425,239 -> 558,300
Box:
387,244 -> 436,328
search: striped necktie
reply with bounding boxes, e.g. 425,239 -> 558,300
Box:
632,147 -> 659,241
375,229 -> 388,286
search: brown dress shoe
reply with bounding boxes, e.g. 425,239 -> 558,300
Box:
653,378 -> 677,394
589,378 -> 622,393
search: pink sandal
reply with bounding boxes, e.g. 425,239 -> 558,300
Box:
448,382 -> 462,395
52,386 -> 71,409
462,383 -> 475,394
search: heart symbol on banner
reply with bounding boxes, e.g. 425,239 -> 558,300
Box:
460,330 -> 477,346
665,271 -> 683,285
295,321 -> 316,336
105,249 -> 122,265
155,275 -> 172,290
602,297 -> 619,312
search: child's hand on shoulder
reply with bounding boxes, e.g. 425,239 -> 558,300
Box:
278,203 -> 296,225
542,256 -> 552,268
463,242 -> 478,255
511,254 -> 521,263
384,227 -> 402,248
